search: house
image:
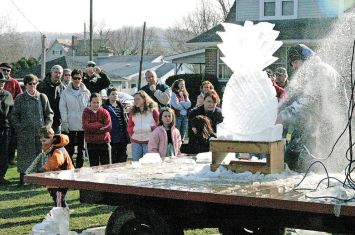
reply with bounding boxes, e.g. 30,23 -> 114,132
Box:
45,39 -> 72,61
13,55 -> 193,95
44,36 -> 113,61
181,0 -> 354,83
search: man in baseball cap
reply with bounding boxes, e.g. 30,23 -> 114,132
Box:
0,62 -> 22,166
287,44 -> 314,70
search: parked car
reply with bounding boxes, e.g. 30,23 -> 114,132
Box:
100,89 -> 134,111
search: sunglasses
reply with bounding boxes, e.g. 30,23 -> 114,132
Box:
2,69 -> 10,72
27,82 -> 37,86
72,77 -> 82,80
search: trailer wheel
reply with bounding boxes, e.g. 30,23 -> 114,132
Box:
105,205 -> 170,235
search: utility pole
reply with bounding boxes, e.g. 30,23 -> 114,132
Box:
84,22 -> 87,53
138,22 -> 146,89
89,0 -> 93,60
41,34 -> 46,80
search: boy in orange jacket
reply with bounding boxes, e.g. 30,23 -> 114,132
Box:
26,127 -> 74,207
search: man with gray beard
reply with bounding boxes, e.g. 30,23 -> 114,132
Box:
278,44 -> 347,172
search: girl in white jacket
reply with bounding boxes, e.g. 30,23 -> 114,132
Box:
127,90 -> 159,161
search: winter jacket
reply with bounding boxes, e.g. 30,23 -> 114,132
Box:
148,126 -> 182,158
59,83 -> 91,132
170,92 -> 191,116
11,91 -> 54,173
37,78 -> 66,128
102,99 -> 129,144
127,108 -> 159,143
273,81 -> 287,102
83,72 -> 111,93
278,56 -> 347,172
0,90 -> 14,129
187,133 -> 216,154
43,134 -> 74,171
26,134 -> 74,173
82,106 -> 112,144
141,83 -> 171,107
4,77 -> 22,99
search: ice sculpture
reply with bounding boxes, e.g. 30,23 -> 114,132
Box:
217,21 -> 283,141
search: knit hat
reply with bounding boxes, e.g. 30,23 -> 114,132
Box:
51,64 -> 63,73
0,63 -> 12,69
287,44 -> 314,65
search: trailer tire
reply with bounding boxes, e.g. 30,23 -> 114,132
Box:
105,205 -> 170,235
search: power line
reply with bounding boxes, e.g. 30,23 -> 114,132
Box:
10,0 -> 42,35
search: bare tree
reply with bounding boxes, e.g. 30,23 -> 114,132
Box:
107,26 -> 163,56
0,14 -> 27,63
164,0 -> 233,54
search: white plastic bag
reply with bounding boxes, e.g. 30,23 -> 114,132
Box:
32,207 -> 70,235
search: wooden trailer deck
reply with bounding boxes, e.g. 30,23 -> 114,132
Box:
24,160 -> 355,234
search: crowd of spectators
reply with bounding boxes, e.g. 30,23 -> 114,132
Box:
3,44 -> 324,187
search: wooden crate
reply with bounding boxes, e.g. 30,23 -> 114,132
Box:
210,139 -> 284,174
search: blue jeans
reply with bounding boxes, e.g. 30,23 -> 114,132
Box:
131,143 -> 148,161
175,115 -> 188,141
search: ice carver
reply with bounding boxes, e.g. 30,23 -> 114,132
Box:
26,126 -> 74,207
278,44 -> 347,172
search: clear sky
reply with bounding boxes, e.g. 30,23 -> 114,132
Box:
1,0 -> 201,33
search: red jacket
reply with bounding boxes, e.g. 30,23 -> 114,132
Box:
4,77 -> 23,99
273,81 -> 287,102
82,107 -> 112,143
42,134 -> 75,171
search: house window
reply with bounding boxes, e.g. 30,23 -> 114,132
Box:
52,50 -> 61,56
264,1 -> 276,16
260,0 -> 297,20
217,50 -> 233,80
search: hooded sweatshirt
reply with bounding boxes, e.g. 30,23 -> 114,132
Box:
42,134 -> 74,171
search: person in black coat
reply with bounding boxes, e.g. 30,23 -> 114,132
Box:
188,90 -> 223,140
0,72 -> 14,184
102,87 -> 130,163
83,61 -> 111,94
187,115 -> 216,154
37,65 -> 66,134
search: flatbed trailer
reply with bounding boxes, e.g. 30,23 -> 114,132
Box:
25,160 -> 355,235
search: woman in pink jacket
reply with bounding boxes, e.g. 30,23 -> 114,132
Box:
148,107 -> 182,158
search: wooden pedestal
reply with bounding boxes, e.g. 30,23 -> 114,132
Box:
210,139 -> 284,174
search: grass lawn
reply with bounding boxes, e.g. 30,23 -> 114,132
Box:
0,166 -> 219,235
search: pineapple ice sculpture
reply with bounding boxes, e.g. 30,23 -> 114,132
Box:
217,21 -> 283,141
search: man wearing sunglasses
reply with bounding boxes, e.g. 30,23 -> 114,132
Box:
83,61 -> 111,93
37,65 -> 67,134
0,62 -> 23,167
0,63 -> 22,99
